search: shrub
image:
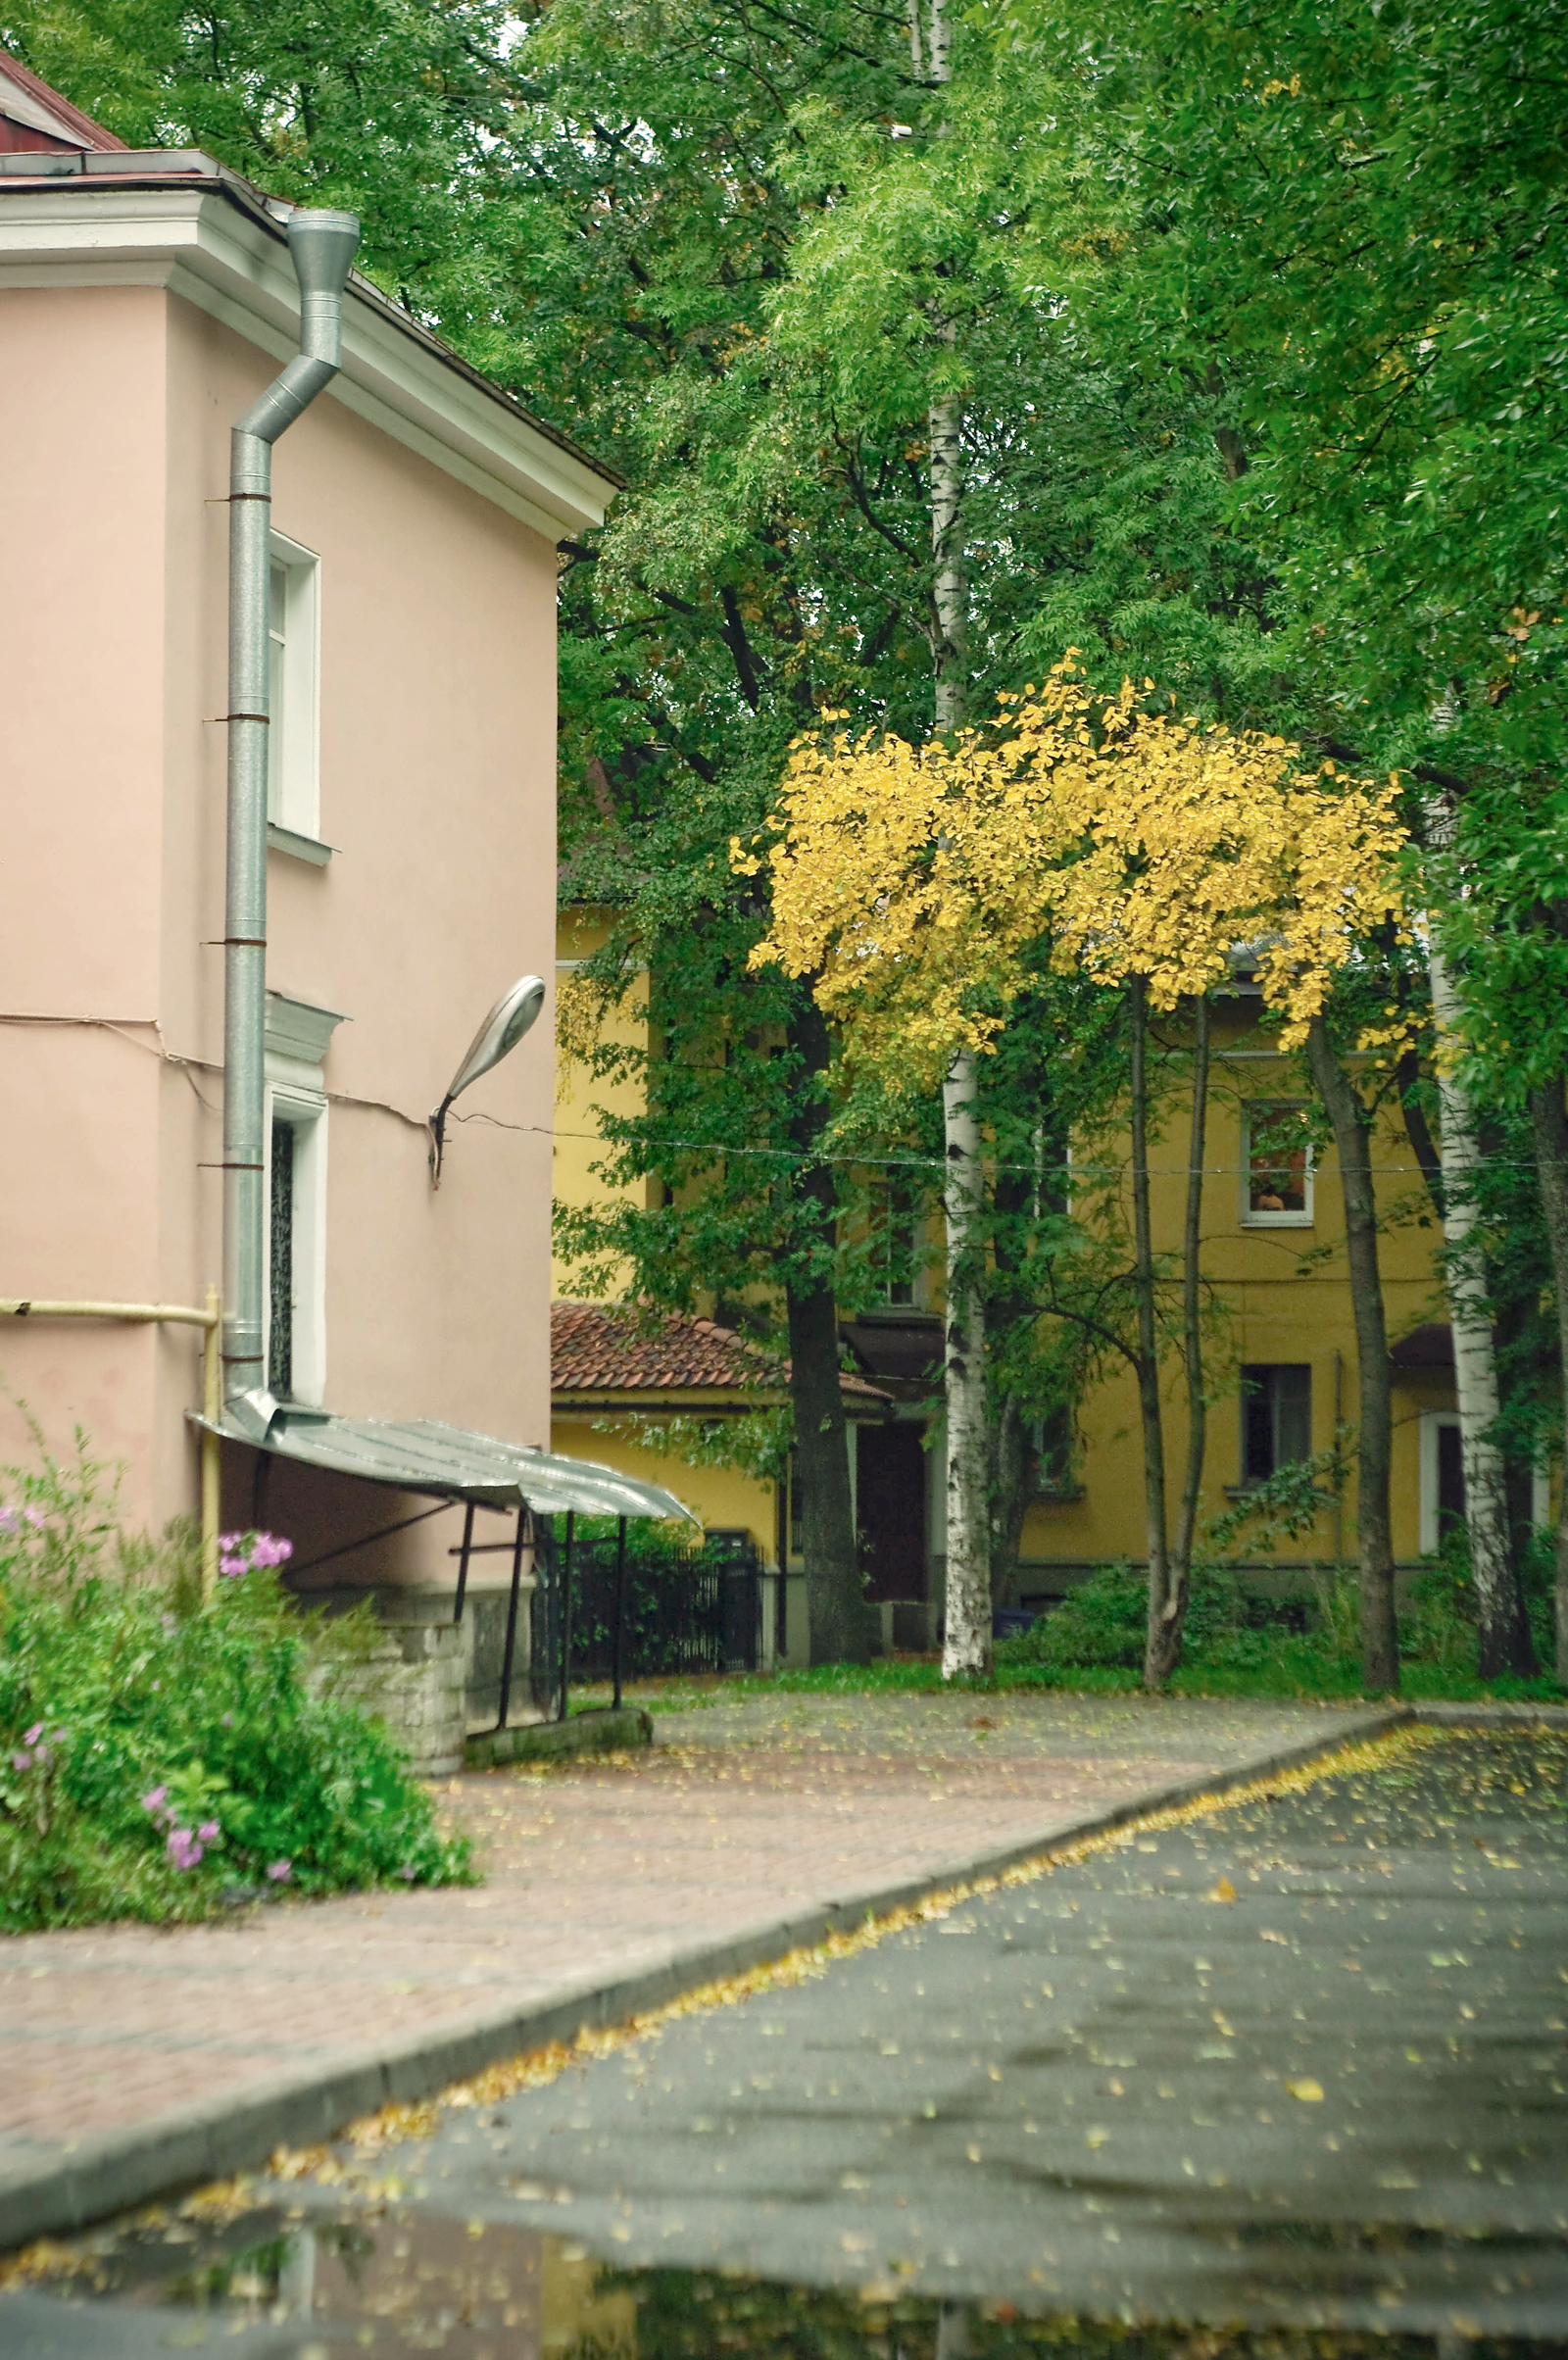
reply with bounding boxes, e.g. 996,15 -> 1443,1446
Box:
996,1560 -> 1260,1674
0,1434 -> 471,1931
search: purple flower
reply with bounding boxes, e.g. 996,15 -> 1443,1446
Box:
197,1820 -> 220,1843
249,1533 -> 294,1569
219,1553 -> 248,1580
266,1858 -> 292,1883
167,1828 -> 204,1869
12,1750 -> 32,1772
0,1507 -> 19,1535
219,1531 -> 243,1550
142,1785 -> 169,1815
23,1507 -> 46,1529
23,1724 -> 43,1746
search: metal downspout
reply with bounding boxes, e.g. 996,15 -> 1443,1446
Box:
221,208 -> 359,1429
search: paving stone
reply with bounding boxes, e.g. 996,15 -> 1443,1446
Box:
0,1695 -> 1379,2245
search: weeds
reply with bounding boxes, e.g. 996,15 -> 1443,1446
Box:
0,1429 -> 471,1931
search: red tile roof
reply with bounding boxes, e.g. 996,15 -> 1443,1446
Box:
552,1301 -> 887,1403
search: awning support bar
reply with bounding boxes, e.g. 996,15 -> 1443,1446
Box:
287,1500 -> 454,1581
452,1501 -> 476,1624
495,1505 -> 528,1733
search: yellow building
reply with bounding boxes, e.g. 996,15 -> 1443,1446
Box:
554,914 -> 1483,1647
1012,994 -> 1469,1609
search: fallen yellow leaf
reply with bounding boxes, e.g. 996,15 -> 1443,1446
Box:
1208,1877 -> 1238,1902
1286,2078 -> 1325,2102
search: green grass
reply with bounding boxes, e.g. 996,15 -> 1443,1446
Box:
569,1548 -> 1565,1710
597,1657 -> 1563,1706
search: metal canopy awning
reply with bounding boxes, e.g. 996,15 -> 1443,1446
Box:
191,1402 -> 699,1737
190,1405 -> 696,1524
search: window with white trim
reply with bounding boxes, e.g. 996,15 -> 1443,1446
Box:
1240,1101 -> 1314,1227
265,1082 -> 327,1405
267,533 -> 320,842
868,1174 -> 925,1306
1240,1363 -> 1312,1483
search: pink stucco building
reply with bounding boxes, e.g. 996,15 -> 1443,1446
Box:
0,57 -> 620,1606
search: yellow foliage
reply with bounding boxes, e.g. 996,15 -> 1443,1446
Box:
737,662 -> 1406,1087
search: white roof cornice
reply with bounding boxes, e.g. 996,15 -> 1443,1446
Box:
0,181 -> 616,539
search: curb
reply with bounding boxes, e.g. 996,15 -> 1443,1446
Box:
464,1707 -> 654,1770
2,1696 -> 1546,2254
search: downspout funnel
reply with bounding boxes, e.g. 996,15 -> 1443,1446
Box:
220,208 -> 360,1433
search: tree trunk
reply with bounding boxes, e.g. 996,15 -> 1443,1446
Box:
1147,993 -> 1210,1685
988,1382 -> 1030,1608
786,995 -> 870,1664
925,0 -> 985,1676
1305,1016 -> 1399,1692
1529,1080 -> 1568,1681
1427,945 -> 1536,1673
786,1276 -> 869,1665
942,1046 -> 992,1676
1128,978 -> 1171,1685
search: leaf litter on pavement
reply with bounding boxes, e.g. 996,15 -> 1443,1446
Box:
5,1723 -> 1565,2352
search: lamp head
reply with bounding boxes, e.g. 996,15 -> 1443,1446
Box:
428,975 -> 546,1184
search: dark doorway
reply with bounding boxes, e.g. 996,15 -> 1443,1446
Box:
1438,1420 -> 1465,1547
858,1422 -> 927,1602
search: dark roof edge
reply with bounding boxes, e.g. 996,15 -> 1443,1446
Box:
0,44 -> 128,149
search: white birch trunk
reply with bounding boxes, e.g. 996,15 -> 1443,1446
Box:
942,1046 -> 991,1675
1427,942 -> 1516,1643
925,0 -> 988,1674
1423,785 -> 1527,1670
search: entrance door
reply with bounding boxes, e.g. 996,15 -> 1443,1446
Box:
1419,1411 -> 1466,1554
858,1423 -> 927,1601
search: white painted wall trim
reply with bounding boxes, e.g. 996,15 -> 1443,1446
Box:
0,185 -> 616,538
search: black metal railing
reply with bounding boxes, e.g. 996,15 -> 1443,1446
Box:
530,1518 -> 760,1719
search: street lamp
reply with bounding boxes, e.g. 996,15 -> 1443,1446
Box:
428,974 -> 546,1185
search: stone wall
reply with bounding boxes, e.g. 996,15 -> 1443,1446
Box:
307,1582 -> 538,1775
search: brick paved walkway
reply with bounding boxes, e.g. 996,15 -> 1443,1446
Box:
0,1694 -> 1371,2225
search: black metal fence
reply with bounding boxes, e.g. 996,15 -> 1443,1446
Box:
530,1519 -> 760,1719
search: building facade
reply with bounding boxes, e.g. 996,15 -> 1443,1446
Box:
0,60 -> 617,1597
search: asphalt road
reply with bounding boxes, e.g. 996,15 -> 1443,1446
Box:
5,1726 -> 1566,2356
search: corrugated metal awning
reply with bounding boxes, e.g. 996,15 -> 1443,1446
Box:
190,1405 -> 696,1524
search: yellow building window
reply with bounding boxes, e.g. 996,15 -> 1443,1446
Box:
1241,1102 -> 1314,1226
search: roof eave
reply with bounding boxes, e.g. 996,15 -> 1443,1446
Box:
0,172 -> 621,531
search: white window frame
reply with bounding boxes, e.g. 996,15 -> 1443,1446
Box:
1240,1101 -> 1315,1228
1418,1410 -> 1460,1555
267,531 -> 321,846
264,1066 -> 328,1406
1419,1409 -> 1550,1549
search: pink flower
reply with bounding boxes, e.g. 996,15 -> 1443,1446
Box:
219,1554 -> 248,1579
219,1532 -> 243,1550
197,1820 -> 220,1843
266,1858 -> 291,1882
167,1828 -> 204,1868
0,1507 -> 19,1534
249,1533 -> 294,1569
12,1751 -> 32,1772
23,1507 -> 46,1529
23,1724 -> 43,1746
142,1785 -> 169,1814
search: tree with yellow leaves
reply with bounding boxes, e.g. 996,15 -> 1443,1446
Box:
740,662 -> 1406,1687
